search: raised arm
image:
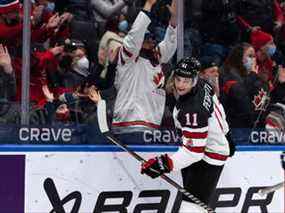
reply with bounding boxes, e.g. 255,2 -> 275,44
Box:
119,0 -> 157,63
158,0 -> 177,64
91,0 -> 127,19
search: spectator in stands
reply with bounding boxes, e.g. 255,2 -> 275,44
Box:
112,0 -> 177,136
58,39 -> 90,88
33,84 -> 83,124
0,0 -> 70,47
264,66 -> 285,134
236,18 -> 285,84
12,43 -> 62,105
97,15 -> 127,79
220,43 -> 269,143
197,0 -> 239,61
0,43 -> 18,124
199,56 -> 221,96
270,66 -> 285,104
234,0 -> 284,34
250,30 -> 278,85
90,0 -> 132,36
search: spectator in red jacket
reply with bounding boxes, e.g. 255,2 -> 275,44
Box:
0,0 -> 72,48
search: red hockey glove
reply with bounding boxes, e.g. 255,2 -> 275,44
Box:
141,154 -> 173,179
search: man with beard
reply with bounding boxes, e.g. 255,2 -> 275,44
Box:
111,0 -> 177,136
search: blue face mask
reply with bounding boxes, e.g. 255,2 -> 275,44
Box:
45,2 -> 55,13
118,20 -> 128,33
266,45 -> 276,57
243,57 -> 254,73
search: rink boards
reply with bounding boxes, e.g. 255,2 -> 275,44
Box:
0,145 -> 283,213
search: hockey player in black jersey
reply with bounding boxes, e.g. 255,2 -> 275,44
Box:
141,57 -> 230,212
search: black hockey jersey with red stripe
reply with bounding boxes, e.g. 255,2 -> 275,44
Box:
171,79 -> 230,169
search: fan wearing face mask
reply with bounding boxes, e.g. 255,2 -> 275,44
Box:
52,39 -> 90,89
97,14 -> 128,79
219,43 -> 270,143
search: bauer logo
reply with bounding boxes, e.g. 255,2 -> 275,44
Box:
19,127 -> 72,142
43,177 -> 275,213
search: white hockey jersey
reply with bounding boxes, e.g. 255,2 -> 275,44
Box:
171,80 -> 230,168
112,11 -> 177,133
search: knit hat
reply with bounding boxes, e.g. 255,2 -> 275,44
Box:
250,30 -> 273,50
0,0 -> 19,14
200,56 -> 220,70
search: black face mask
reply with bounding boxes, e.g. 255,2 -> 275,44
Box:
59,55 -> 72,70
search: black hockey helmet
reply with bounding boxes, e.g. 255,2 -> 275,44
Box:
173,57 -> 201,78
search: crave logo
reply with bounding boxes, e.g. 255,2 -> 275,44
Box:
19,127 -> 72,142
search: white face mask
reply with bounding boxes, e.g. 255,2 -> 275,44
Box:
72,56 -> 90,77
243,56 -> 254,73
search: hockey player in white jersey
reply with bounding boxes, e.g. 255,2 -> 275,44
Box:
112,0 -> 177,134
141,57 -> 230,212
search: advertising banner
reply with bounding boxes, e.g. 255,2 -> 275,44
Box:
0,149 -> 283,213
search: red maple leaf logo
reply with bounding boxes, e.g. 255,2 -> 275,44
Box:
153,71 -> 165,88
252,88 -> 269,111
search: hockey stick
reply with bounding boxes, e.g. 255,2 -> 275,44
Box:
258,181 -> 284,196
97,100 -> 215,213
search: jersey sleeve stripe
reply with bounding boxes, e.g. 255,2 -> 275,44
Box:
182,144 -> 205,153
182,130 -> 208,139
205,151 -> 228,161
214,103 -> 223,119
214,110 -> 224,132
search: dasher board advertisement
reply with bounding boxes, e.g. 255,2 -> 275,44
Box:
0,148 -> 283,213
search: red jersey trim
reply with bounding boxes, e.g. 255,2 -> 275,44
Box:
183,145 -> 205,153
205,152 -> 228,161
182,131 -> 208,139
112,121 -> 160,129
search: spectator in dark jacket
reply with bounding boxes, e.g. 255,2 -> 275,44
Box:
234,0 -> 284,34
0,43 -> 18,124
199,56 -> 221,96
220,42 -> 269,143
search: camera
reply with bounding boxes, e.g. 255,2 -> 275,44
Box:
64,39 -> 85,52
62,39 -> 86,53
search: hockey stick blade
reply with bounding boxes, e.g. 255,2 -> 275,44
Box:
97,100 -> 215,213
258,181 -> 284,196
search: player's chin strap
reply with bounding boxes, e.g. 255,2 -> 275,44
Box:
97,100 -> 215,213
